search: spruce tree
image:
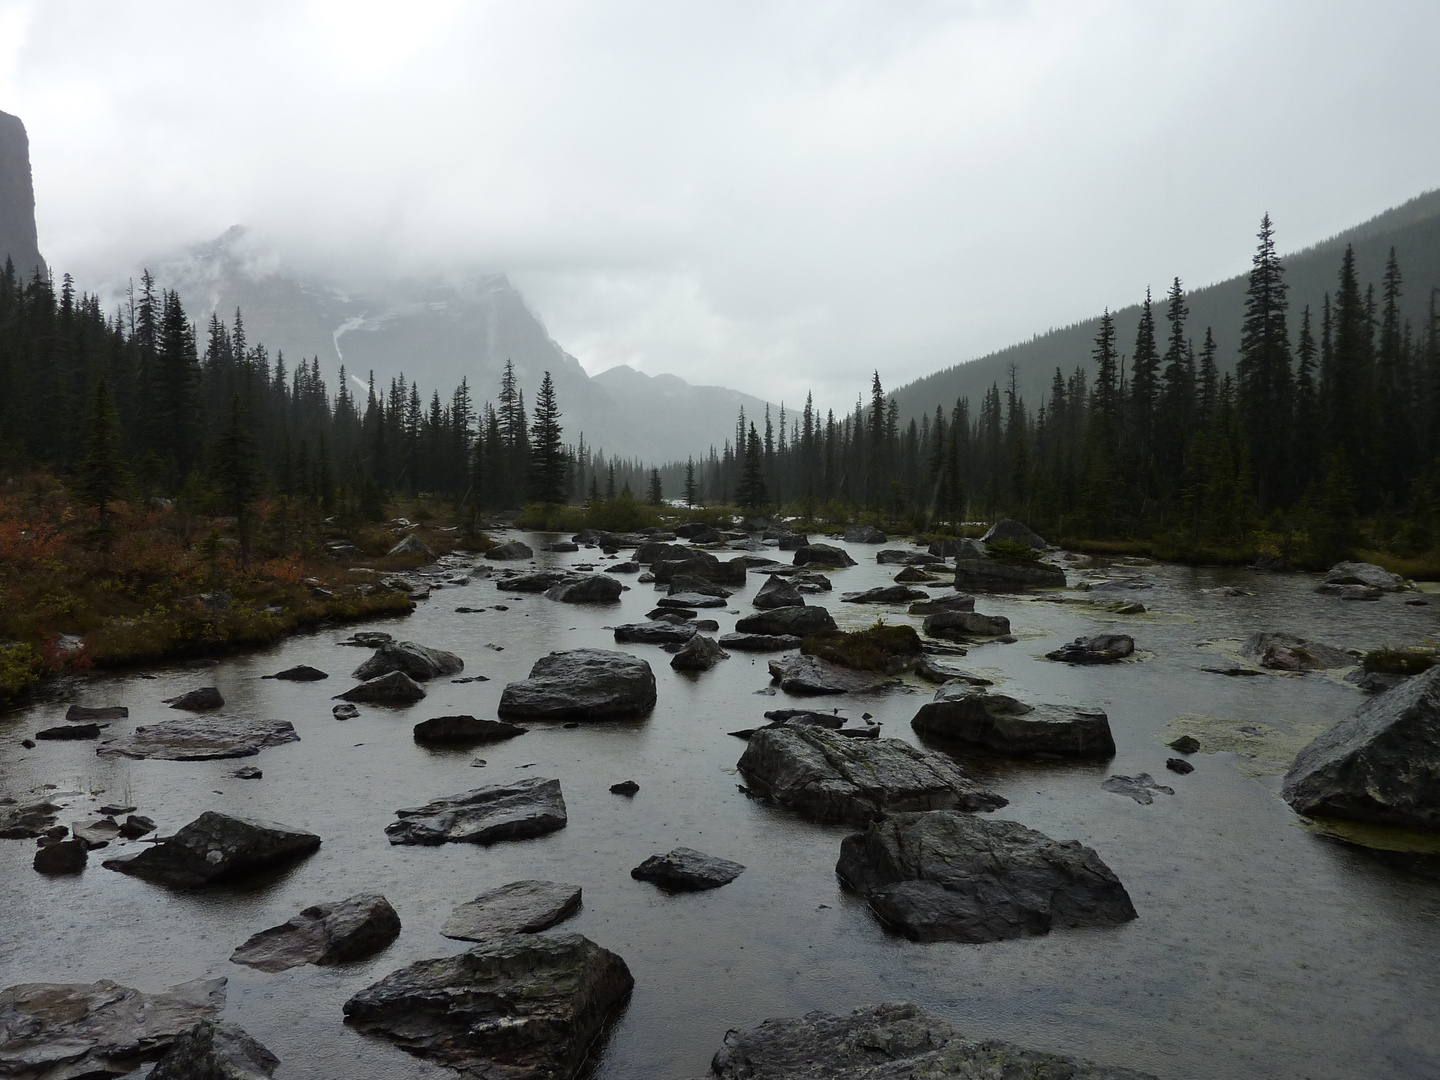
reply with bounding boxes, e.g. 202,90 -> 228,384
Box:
528,371 -> 567,504
737,423 -> 769,509
1236,214 -> 1293,509
683,457 -> 698,506
80,377 -> 126,552
647,468 -> 663,506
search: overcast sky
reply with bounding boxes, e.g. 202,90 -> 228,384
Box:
3,0 -> 1438,410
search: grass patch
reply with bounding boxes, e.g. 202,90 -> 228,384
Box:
1353,549 -> 1440,582
802,623 -> 922,671
986,539 -> 1041,563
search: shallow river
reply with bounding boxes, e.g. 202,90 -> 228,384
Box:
3,535 -> 1439,1080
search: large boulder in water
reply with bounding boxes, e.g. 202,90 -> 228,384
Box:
836,810 -> 1137,943
752,575 -> 804,609
497,649 -> 657,720
0,977 -> 227,1080
954,557 -> 1065,592
671,634 -> 729,672
334,670 -> 427,703
737,725 -> 1005,824
148,1020 -> 278,1080
103,811 -> 321,887
1282,666 -> 1440,830
922,610 -> 1010,638
545,575 -> 622,603
911,685 -> 1115,759
613,621 -> 698,645
631,847 -> 744,891
735,605 -> 836,637
412,715 -> 524,745
164,686 -> 224,711
353,641 -> 463,681
766,655 -> 884,695
843,525 -> 886,544
907,592 -> 975,615
96,716 -> 299,760
719,632 -> 803,652
792,543 -> 857,567
981,518 -> 1048,549
441,880 -> 583,942
230,893 -> 401,972
499,570 -> 572,592
840,585 -> 930,604
1241,632 -> 1353,671
707,1001 -> 1158,1080
343,933 -> 633,1080
486,541 -> 533,560
1045,633 -> 1135,664
385,776 -> 568,846
1323,561 -> 1407,591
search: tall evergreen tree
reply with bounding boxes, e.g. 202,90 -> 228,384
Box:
1235,213 -> 1293,509
528,371 -> 567,504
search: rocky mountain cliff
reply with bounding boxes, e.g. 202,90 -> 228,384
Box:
150,228 -> 771,462
0,109 -> 45,279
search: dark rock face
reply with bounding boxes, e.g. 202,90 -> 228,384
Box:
954,558 -> 1065,591
545,575 -> 623,603
1324,560 -> 1407,591
767,655 -> 884,695
442,880 -> 583,942
719,633 -> 803,652
922,610 -> 1011,638
753,575 -> 805,609
164,687 -> 224,711
102,812 -> 321,887
737,725 -> 1005,824
263,665 -> 328,681
384,776 -> 567,846
777,533 -> 810,550
1282,666 -> 1440,830
1167,757 -> 1195,774
343,933 -> 633,1080
65,704 -> 128,722
353,641 -> 464,681
631,847 -> 744,891
544,541 -> 580,552
907,593 -> 976,615
610,780 -> 640,795
334,670 -> 427,703
332,703 -> 360,720
34,838 -> 88,875
843,525 -> 887,544
836,810 -> 1136,943
792,543 -> 857,567
413,715 -> 525,744
487,541 -> 534,560
841,586 -> 930,604
706,1001 -> 1158,1080
735,605 -> 837,637
1345,668 -> 1406,693
148,1020 -> 279,1080
671,634 -> 729,672
893,566 -> 938,583
659,592 -> 728,609
1045,633 -> 1136,664
0,110 -> 45,278
914,659 -> 992,686
614,621 -> 698,645
36,723 -> 102,740
912,686 -> 1115,759
875,548 -> 943,565
668,573 -> 733,598
635,541 -> 692,564
0,798 -> 60,838
497,649 -> 657,720
501,570 -> 572,592
1240,632 -> 1353,671
230,894 -> 401,972
676,522 -> 725,543
97,717 -> 299,761
981,518 -> 1048,549
0,976 -> 226,1080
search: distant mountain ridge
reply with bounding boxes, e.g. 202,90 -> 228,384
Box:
892,188 -> 1440,424
145,227 -> 773,463
0,109 -> 45,280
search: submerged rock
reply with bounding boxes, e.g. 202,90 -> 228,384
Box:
0,798 -> 61,839
0,977 -> 227,1080
1102,773 -> 1175,804
263,664 -> 328,681
1045,633 -> 1136,664
671,634 -> 729,672
97,717 -> 299,761
334,670 -> 427,703
342,933 -> 633,1080
911,686 -> 1115,759
767,655 -> 885,695
545,575 -> 623,603
841,585 -> 930,604
631,847 -> 745,891
65,704 -> 128,721
737,725 -> 1005,824
980,518 -> 1048,549
719,632 -> 803,652
148,1020 -> 278,1080
706,1001 -> 1157,1080
614,621 -> 698,645
735,605 -> 837,637
497,649 -> 657,720
441,880 -> 583,942
1241,632 -> 1353,671
669,573 -> 734,598
753,575 -> 805,609
102,811 -> 321,887
923,610 -> 1011,638
907,592 -> 976,615
501,570 -> 572,592
1316,583 -> 1383,600
838,810 -> 1136,943
353,641 -> 464,681
230,893 -> 401,972
332,703 -> 360,720
164,686 -> 224,711
35,723 -> 102,740
955,557 -> 1065,592
384,776 -> 567,846
412,715 -> 525,744
1282,666 -> 1440,830
791,543 -> 857,567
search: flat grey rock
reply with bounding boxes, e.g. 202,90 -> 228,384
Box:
385,776 -> 567,846
912,686 -> 1115,758
613,621 -> 698,645
631,847 -> 744,891
738,725 -> 1005,824
1102,773 -> 1175,804
1240,632 -> 1352,671
836,810 -> 1137,943
923,610 -> 1011,638
412,715 -> 525,744
767,655 -> 884,695
102,811 -> 321,887
907,592 -> 975,615
497,649 -> 656,721
875,548 -> 944,565
500,570 -> 572,592
149,1020 -> 278,1080
719,633 -> 803,652
545,575 -> 622,603
231,893 -> 401,972
65,704 -> 128,721
841,586 -> 930,604
1045,633 -> 1136,664
97,716 -> 299,760
441,880 -> 583,941
954,557 -> 1065,591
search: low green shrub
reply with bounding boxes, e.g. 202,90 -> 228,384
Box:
801,623 -> 922,671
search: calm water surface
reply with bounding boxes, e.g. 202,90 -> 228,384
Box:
2,536 -> 1438,1080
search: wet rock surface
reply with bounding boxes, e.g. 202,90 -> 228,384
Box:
0,976 -> 227,1080
342,933 -> 633,1080
164,686 -> 224,711
720,632 -> 803,651
1323,561 -> 1408,591
230,893 -> 401,972
981,518 -> 1049,549
907,592 -> 976,615
148,1020 -> 279,1080
792,543 -> 857,567
0,797 -> 61,838
412,714 -> 525,744
1241,632 -> 1353,671
671,634 -> 729,672
1102,773 -> 1175,804
384,776 -> 568,845
33,838 -> 88,874
767,655 -> 885,695
706,1001 -> 1158,1079
65,704 -> 128,721
103,811 -> 322,887
486,540 -> 534,560
843,525 -> 887,544
334,670 -> 427,703
263,664 -> 328,681
840,585 -> 930,604
875,548 -> 943,565
912,686 -> 1115,758
631,847 -> 745,891
738,725 -> 1005,824
1282,666 -> 1440,830
922,610 -> 1011,638
546,574 -> 623,603
35,723 -> 102,740
836,810 -> 1137,943
97,716 -> 299,760
954,557 -> 1066,591
441,879 -> 583,942
498,649 -> 657,720
1045,633 -> 1137,664
735,605 -> 837,637
753,575 -> 805,608
614,620 -> 699,645
353,640 -> 464,681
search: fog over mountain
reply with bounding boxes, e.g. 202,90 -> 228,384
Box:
146,227 -> 773,462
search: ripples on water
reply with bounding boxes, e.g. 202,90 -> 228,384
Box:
2,538 -> 1438,1079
